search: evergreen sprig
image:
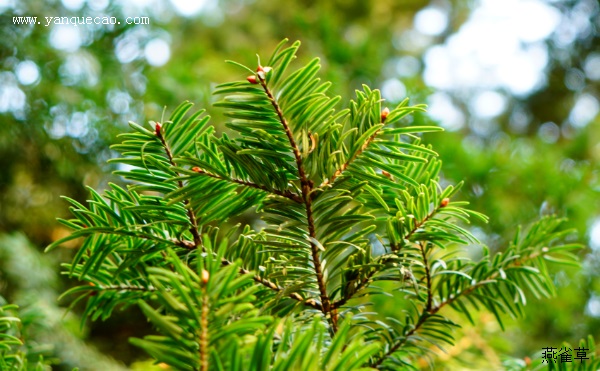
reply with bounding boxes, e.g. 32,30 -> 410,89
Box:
0,298 -> 47,370
48,40 -> 587,370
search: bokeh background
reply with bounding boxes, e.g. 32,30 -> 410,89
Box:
1,0 -> 599,369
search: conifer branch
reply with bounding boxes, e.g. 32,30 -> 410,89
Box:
335,201 -> 449,309
319,129 -> 381,188
429,248 -> 551,315
395,200 -> 447,252
332,272 -> 374,310
331,254 -> 399,310
191,167 -> 303,203
172,238 -> 323,310
156,127 -> 202,247
220,257 -> 323,310
371,313 -> 429,368
371,248 -> 548,368
258,72 -> 336,332
419,242 -> 433,312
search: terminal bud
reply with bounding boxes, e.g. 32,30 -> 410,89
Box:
381,107 -> 390,122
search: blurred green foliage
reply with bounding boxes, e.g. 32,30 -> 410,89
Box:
1,0 -> 598,368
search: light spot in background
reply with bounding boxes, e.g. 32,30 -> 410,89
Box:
538,121 -> 560,143
107,90 -> 132,114
61,0 -> 85,11
453,58 -> 481,88
470,118 -> 499,137
114,27 -> 157,65
414,6 -> 448,36
589,217 -> 600,251
395,56 -> 420,77
554,0 -> 596,47
49,25 -> 82,52
583,53 -> 600,81
130,69 -> 148,94
471,0 -> 560,43
462,135 -> 485,155
381,79 -> 406,102
59,52 -> 100,86
15,60 -> 40,85
586,295 -> 600,318
564,68 -> 586,91
344,25 -> 367,45
422,46 -> 452,90
509,106 -> 531,134
117,0 -> 176,23
0,0 -> 15,11
46,106 -> 94,143
470,91 -> 507,118
420,0 -> 560,97
511,0 -> 561,42
201,5 -> 224,27
121,0 -> 153,8
559,158 -> 576,174
427,92 -> 465,131
169,0 -> 207,16
393,29 -> 432,53
87,0 -> 109,11
569,93 -> 599,128
496,44 -> 548,96
66,112 -> 89,138
0,72 -> 26,114
115,35 -> 141,64
47,118 -> 67,139
144,38 -> 171,67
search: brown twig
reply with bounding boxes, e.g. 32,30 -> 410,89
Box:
319,130 -> 380,188
191,167 -> 303,203
200,270 -> 209,371
332,204 -> 443,309
419,241 -> 433,312
156,127 -> 202,247
257,71 -> 336,332
393,202 -> 446,252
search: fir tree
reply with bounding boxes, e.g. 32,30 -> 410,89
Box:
47,40 -> 597,370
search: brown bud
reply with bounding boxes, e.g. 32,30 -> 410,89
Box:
88,282 -> 97,295
440,198 -> 450,207
192,166 -> 203,173
155,122 -> 162,135
247,75 -> 258,84
381,107 -> 390,122
201,269 -> 209,284
382,170 -> 392,179
256,65 -> 264,73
